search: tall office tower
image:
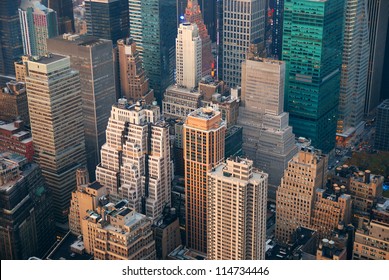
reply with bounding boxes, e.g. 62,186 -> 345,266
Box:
353,220 -> 389,260
0,153 -> 56,260
96,99 -> 172,221
129,0 -> 143,54
374,99 -> 389,151
197,0 -> 217,43
82,201 -> 156,259
282,0 -> 345,154
365,0 -> 389,113
117,38 -> 154,103
0,81 -> 29,124
275,147 -> 328,244
47,34 -> 117,181
85,0 -> 129,44
238,49 -> 297,193
185,0 -> 214,76
311,186 -> 352,239
207,157 -> 268,260
142,0 -> 177,104
47,0 -> 75,33
19,1 -> 59,57
69,169 -> 108,236
222,0 -> 265,87
0,0 -> 23,76
216,0 -> 223,80
337,0 -> 370,137
184,107 -> 226,253
176,23 -> 202,89
271,0 -> 284,58
25,55 -> 87,226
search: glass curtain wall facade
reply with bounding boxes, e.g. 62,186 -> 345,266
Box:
282,0 -> 345,154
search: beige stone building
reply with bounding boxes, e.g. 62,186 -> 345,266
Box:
353,220 -> 389,260
311,187 -> 352,239
0,81 -> 29,124
184,107 -> 226,253
275,147 -> 328,244
96,98 -> 172,221
25,54 -> 86,226
207,157 -> 268,260
117,38 -> 154,103
82,201 -> 156,260
68,168 -> 108,236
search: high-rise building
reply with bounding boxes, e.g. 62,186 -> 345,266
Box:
176,23 -> 202,89
82,201 -> 156,260
0,0 -> 24,76
311,186 -> 352,239
96,98 -> 173,221
142,0 -> 177,104
184,107 -> 226,253
271,0 -> 284,59
222,0 -> 265,87
238,49 -> 297,193
0,152 -> 56,260
0,81 -> 29,124
197,0 -> 217,43
365,0 -> 389,113
337,0 -> 370,137
25,54 -> 86,226
117,38 -> 154,103
275,147 -> 328,244
128,0 -> 143,55
19,1 -> 59,57
185,0 -> 214,76
374,99 -> 389,151
207,157 -> 268,260
68,168 -> 108,236
282,0 -> 345,154
46,0 -> 75,34
85,0 -> 129,44
353,220 -> 389,260
47,34 -> 117,181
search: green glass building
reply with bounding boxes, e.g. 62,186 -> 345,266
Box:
282,0 -> 344,153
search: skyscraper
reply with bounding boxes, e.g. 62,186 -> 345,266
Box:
117,38 -> 154,103
238,46 -> 297,193
222,0 -> 266,87
19,1 -> 59,57
337,0 -> 370,137
47,0 -> 75,34
374,99 -> 389,151
85,0 -> 129,44
184,107 -> 226,253
365,0 -> 389,113
275,147 -> 328,244
47,34 -> 116,182
25,54 -> 86,226
197,0 -> 217,43
282,0 -> 345,154
0,153 -> 56,260
141,0 -> 177,104
185,0 -> 214,76
0,0 -> 24,76
96,98 -> 173,221
128,0 -> 143,54
176,23 -> 202,88
271,0 -> 284,58
207,157 -> 268,260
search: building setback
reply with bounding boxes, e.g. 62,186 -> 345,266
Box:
207,157 -> 268,260
96,99 -> 173,221
25,54 -> 86,227
275,147 -> 328,244
238,50 -> 297,193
